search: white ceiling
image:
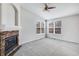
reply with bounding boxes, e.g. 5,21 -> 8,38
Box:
20,3 -> 79,20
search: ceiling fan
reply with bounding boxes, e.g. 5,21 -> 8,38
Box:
44,3 -> 56,11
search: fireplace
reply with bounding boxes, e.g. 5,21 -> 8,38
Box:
0,30 -> 20,56
5,35 -> 18,55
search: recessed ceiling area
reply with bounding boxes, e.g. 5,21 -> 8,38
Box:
20,3 -> 79,19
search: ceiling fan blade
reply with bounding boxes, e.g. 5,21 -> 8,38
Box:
43,3 -> 56,11
44,3 -> 48,10
48,7 -> 56,9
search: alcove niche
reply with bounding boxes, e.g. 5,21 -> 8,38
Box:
1,3 -> 19,30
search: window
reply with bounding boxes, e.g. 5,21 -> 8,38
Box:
36,22 -> 40,33
41,22 -> 44,33
36,22 -> 44,34
49,22 -> 54,33
55,21 -> 61,34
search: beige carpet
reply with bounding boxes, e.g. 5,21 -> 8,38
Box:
14,38 -> 79,56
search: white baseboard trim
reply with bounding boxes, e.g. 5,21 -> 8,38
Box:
21,37 -> 45,45
48,37 -> 79,44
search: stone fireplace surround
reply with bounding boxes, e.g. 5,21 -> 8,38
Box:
0,30 -> 20,56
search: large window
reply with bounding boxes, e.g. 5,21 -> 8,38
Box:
36,22 -> 44,34
41,22 -> 44,33
49,22 -> 54,33
36,22 -> 40,33
55,21 -> 61,34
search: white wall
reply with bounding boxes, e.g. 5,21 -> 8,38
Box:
62,14 -> 79,43
0,3 -> 21,31
0,4 -> 1,26
19,7 -> 45,45
48,14 -> 79,43
2,4 -> 15,27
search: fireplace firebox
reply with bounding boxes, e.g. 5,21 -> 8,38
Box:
0,30 -> 19,56
5,35 -> 18,55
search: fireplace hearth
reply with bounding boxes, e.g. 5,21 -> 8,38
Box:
0,30 -> 19,56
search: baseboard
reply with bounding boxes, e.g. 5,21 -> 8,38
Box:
8,45 -> 22,56
48,37 -> 79,44
21,37 -> 45,45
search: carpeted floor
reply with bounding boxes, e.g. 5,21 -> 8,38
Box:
14,38 -> 79,56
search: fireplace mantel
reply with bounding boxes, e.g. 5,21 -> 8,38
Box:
0,30 -> 19,56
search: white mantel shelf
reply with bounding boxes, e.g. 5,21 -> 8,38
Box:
0,26 -> 21,32
0,29 -> 19,32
